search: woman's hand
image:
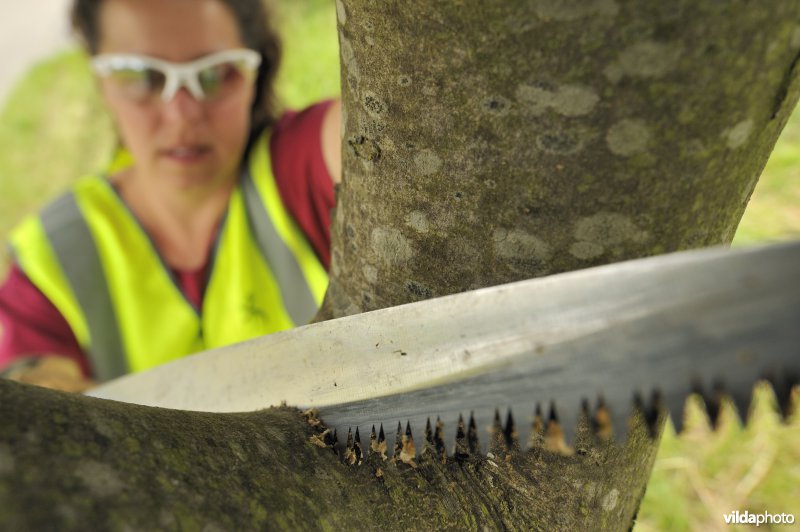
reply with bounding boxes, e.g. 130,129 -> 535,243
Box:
3,356 -> 95,393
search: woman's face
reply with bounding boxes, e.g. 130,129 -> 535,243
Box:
97,0 -> 255,191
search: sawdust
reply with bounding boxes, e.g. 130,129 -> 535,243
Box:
397,430 -> 417,469
308,430 -> 332,449
593,404 -> 614,440
303,410 -> 340,451
368,425 -> 388,460
544,420 -> 575,456
302,409 -> 322,428
344,429 -> 363,466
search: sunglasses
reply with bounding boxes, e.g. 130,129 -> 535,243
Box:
91,49 -> 262,103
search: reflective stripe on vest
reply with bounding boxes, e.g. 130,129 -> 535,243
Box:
9,132 -> 328,381
242,140 -> 328,323
9,198 -> 127,378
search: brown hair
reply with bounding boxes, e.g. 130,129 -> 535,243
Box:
71,0 -> 282,145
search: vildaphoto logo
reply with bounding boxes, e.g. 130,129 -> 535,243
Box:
723,510 -> 796,526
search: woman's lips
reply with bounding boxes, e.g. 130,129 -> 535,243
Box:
161,145 -> 212,163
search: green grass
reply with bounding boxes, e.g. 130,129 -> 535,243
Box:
635,387 -> 800,531
1,2 -> 798,529
733,109 -> 800,246
273,0 -> 341,110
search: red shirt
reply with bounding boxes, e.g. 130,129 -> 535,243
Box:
0,101 -> 335,377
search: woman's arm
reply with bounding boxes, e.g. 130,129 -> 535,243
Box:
321,98 -> 342,185
0,264 -> 93,391
270,100 -> 340,268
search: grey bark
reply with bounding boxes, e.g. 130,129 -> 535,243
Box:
322,0 -> 800,316
2,1 -> 800,530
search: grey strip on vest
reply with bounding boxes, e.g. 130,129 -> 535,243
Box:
40,192 -> 128,381
241,169 -> 318,325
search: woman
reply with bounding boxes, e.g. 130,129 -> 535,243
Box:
0,0 -> 342,391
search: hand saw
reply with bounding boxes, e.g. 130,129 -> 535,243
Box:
88,241 -> 800,455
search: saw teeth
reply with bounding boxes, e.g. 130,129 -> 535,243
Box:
393,422 -> 404,458
528,403 -> 545,449
421,417 -> 441,460
663,389 -> 687,435
454,414 -> 470,461
330,428 -> 339,447
543,401 -> 571,455
434,417 -> 447,461
353,427 -> 363,464
488,410 -> 505,454
728,388 -> 752,427
503,409 -> 519,450
580,398 -> 590,419
370,424 -> 387,459
369,424 -> 377,453
343,427 -> 363,466
396,421 -> 417,467
765,371 -> 799,420
785,372 -> 799,420
574,398 -> 593,449
327,378 -> 798,463
593,395 -> 614,440
707,380 -> 726,428
691,378 -> 726,428
467,412 -> 480,455
425,418 -> 434,446
633,389 -> 662,437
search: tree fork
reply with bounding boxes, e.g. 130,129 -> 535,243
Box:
3,1 -> 800,529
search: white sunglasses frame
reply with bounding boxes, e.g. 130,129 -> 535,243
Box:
90,48 -> 262,102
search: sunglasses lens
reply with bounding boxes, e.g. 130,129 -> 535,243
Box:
108,66 -> 166,101
197,60 -> 254,100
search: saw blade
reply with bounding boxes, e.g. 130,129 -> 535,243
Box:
88,241 -> 800,454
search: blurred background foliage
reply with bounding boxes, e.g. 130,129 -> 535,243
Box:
0,0 -> 797,529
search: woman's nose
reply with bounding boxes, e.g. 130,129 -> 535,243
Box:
161,87 -> 204,123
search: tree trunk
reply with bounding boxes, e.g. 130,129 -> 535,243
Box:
3,1 -> 800,530
322,0 -> 800,317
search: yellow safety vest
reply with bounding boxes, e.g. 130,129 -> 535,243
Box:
9,132 -> 328,381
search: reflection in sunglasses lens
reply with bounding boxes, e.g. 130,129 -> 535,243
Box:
199,62 -> 245,100
112,67 -> 166,101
